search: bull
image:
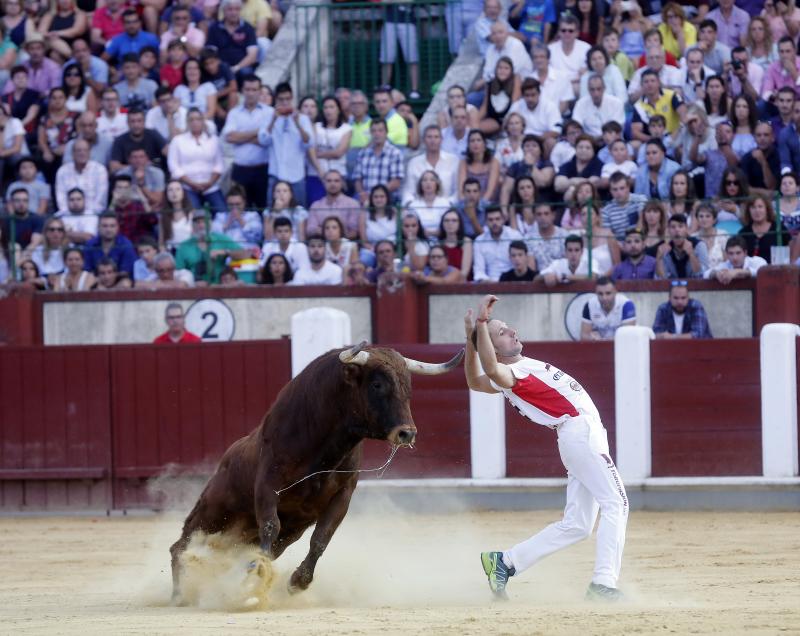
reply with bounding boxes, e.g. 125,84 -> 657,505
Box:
170,342 -> 463,601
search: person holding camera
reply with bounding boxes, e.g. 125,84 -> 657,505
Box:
728,46 -> 763,104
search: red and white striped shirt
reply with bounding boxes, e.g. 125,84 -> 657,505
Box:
490,356 -> 601,429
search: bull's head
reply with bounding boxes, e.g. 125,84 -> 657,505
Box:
338,342 -> 464,447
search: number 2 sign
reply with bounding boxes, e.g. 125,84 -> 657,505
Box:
185,299 -> 236,341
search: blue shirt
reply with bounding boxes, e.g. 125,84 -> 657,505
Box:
518,0 -> 556,43
83,234 -> 137,276
612,255 -> 657,281
652,299 -> 713,339
634,158 -> 680,200
206,20 -> 256,68
779,123 -> 800,176
257,113 -> 313,182
65,55 -> 109,84
105,30 -> 160,65
222,103 -> 273,166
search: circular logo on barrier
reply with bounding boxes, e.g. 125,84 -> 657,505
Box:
185,299 -> 235,342
564,293 -> 594,342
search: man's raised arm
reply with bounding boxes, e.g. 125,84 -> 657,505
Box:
474,295 -> 516,389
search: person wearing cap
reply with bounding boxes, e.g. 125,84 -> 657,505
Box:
1,33 -> 60,95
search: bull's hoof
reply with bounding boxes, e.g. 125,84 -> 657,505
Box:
171,590 -> 187,607
288,569 -> 312,594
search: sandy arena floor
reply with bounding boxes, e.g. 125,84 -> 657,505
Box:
0,508 -> 798,635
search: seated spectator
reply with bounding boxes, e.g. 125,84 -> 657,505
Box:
36,87 -> 77,184
113,53 -> 157,110
763,35 -> 800,103
457,129 -> 501,203
612,228 -> 657,281
161,179 -> 193,251
691,202 -> 730,270
455,177 -> 487,239
628,46 -> 683,103
259,253 -> 294,286
739,122 -> 779,197
133,236 -> 158,283
160,40 -> 188,91
206,0 -> 258,79
260,216 -> 310,273
310,95 -> 352,205
139,46 -> 159,85
289,233 -> 343,285
103,9 -> 159,70
346,89 -> 371,174
500,134 -> 556,211
507,78 -> 559,153
547,14 -> 590,86
97,88 -> 128,139
160,5 -> 205,60
634,139 -> 681,200
218,266 -> 246,286
656,213 -> 709,279
160,0 -> 207,34
57,187 -> 97,244
52,246 -> 95,291
359,184 -> 397,253
265,179 -> 309,241
2,187 -> 43,251
477,56 -> 521,136
64,112 -> 113,166
437,85 -> 479,131
167,108 -> 225,212
109,174 -> 157,245
715,166 -> 749,222
55,138 -> 108,215
631,71 -> 686,145
528,42 -> 577,116
600,140 -> 638,186
307,170 -> 360,239
153,302 -> 201,343
406,170 -> 451,236
146,86 -> 198,141
554,134 -> 603,200
695,19 -> 731,75
109,108 -> 166,173
441,105 -> 469,159
705,234 -> 768,283
236,0 -> 282,57
653,280 -> 713,338
401,213 -> 430,272
537,234 -> 599,286
4,67 -> 41,140
174,57 -> 217,121
4,34 -> 60,96
437,208 -> 473,281
572,75 -> 625,142
366,239 -> 396,283
402,125 -> 459,204
523,202 -> 567,271
602,172 -> 647,241
560,180 -> 599,230
5,157 -> 50,215
665,170 -> 698,220
91,0 -> 126,53
411,244 -> 462,285
729,94 -> 757,159
16,259 -> 47,290
92,254 -> 133,288
61,62 -> 97,114
494,113 -> 526,178
473,206 -> 523,282
30,216 -> 67,277
322,216 -> 357,269
115,147 -> 165,211
637,199 -> 669,257
602,27 -> 635,82
597,121 -> 633,165
508,175 -> 536,235
176,211 -> 251,284
210,186 -> 263,250
499,239 -> 536,281
353,118 -> 404,205
579,46 -> 628,101
580,276 -> 636,340
577,202 -> 620,277
143,252 -> 194,289
738,195 -> 791,264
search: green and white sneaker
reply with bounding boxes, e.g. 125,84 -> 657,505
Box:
585,582 -> 624,602
480,551 -> 515,600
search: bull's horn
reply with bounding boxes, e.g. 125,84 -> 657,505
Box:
404,349 -> 465,375
339,341 -> 370,365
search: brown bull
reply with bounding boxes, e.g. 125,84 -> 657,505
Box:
170,342 -> 463,600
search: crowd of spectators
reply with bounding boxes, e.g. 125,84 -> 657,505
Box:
0,0 -> 793,296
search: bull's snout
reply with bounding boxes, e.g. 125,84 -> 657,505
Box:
388,425 -> 417,447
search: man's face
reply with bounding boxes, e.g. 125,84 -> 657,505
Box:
307,240 -> 326,264
792,100 -> 800,127
451,107 -> 468,132
73,141 -> 90,165
113,181 -> 132,202
669,286 -> 689,313
716,123 -> 733,145
588,79 -> 604,105
99,218 -> 119,240
488,319 -> 523,358
78,116 -> 98,139
611,141 -> 628,163
97,264 -> 116,286
72,39 -> 89,63
484,0 -> 501,20
732,50 -> 748,70
370,123 -> 387,146
565,241 -> 582,265
490,23 -> 508,48
642,74 -> 659,97
275,91 -> 293,114
26,42 -> 44,64
522,88 -> 539,110
727,245 -> 747,268
350,94 -> 367,118
624,233 -> 644,257
19,162 -> 36,181
596,283 -> 616,312
129,149 -> 148,169
156,259 -> 176,281
424,128 -> 442,153
373,93 -> 392,117
138,244 -> 157,264
122,60 -> 139,82
192,217 -> 207,238
646,50 -> 665,71
532,48 -> 548,70
509,247 -> 527,271
777,91 -> 795,117
222,1 -> 241,22
102,92 -> 119,114
242,80 -> 260,105
486,212 -> 504,235
534,206 -> 553,229
610,179 -> 630,203
779,41 -> 795,63
699,26 -> 716,46
464,183 -> 481,204
558,21 -> 576,45
128,112 -> 145,135
376,242 -> 395,268
575,140 -> 594,162
669,220 -> 688,242
124,13 -> 141,36
324,172 -> 343,195
275,224 -> 292,243
68,191 -> 85,213
165,308 -> 185,331
11,191 -> 29,214
755,124 -> 774,150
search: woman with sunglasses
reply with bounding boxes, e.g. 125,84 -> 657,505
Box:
29,215 -> 67,277
61,62 -> 96,113
716,167 -> 750,222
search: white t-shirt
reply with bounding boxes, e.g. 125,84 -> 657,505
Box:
705,255 -> 768,278
290,260 -> 343,285
547,40 -> 591,82
407,196 -> 451,236
174,82 -> 217,115
314,122 -> 353,178
672,312 -> 685,334
601,160 -> 638,179
541,252 -> 600,280
57,210 -> 99,236
3,117 -> 29,155
581,293 -> 636,340
260,239 -> 311,273
97,110 -> 129,138
508,98 -> 561,137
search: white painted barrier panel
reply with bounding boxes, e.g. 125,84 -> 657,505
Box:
291,307 -> 352,377
614,326 -> 655,483
760,323 -> 800,477
470,386 -> 506,479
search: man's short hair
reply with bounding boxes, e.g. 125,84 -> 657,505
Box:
121,52 -> 139,65
306,233 -> 325,245
154,252 -> 176,267
99,210 -> 117,221
15,157 -> 37,172
164,301 -> 183,317
521,77 -> 541,93
604,26 -> 620,38
596,276 -> 614,287
777,86 -> 797,99
126,108 -> 144,118
643,28 -> 663,43
122,8 -> 139,20
373,86 -> 392,99
10,187 -> 29,199
273,216 -> 293,230
241,74 -> 261,88
375,239 -> 395,254
113,174 -> 133,187
274,81 -> 292,97
699,19 -> 717,32
649,114 -> 667,127
609,171 -> 628,185
565,235 -> 583,248
67,187 -> 85,197
463,177 -> 481,189
485,205 -> 504,218
640,68 -> 660,83
155,86 -> 172,100
509,240 -> 527,253
625,228 -> 644,240
779,35 -> 796,49
369,117 -> 388,131
725,235 -> 748,252
559,13 -> 579,27
669,213 -> 688,225
137,236 -> 158,249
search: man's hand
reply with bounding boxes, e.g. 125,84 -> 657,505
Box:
683,239 -> 695,256
657,242 -> 672,259
477,294 -> 498,322
464,309 -> 475,339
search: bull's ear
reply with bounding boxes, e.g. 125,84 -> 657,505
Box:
342,363 -> 362,386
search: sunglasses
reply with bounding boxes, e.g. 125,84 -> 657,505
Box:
47,227 -> 65,231
725,180 -> 739,185
670,280 -> 688,287
560,28 -> 575,33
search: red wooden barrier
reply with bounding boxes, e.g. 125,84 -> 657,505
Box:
650,339 -> 762,476
505,342 -> 616,477
0,346 -> 112,509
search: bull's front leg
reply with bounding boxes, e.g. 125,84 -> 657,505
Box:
288,483 -> 356,594
254,478 -> 281,559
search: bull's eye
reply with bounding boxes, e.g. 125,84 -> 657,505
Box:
371,381 -> 382,390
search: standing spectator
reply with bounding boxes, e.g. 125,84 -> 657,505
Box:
706,0 -> 749,50
353,118 -> 404,204
4,157 -> 49,215
210,186 -> 263,250
36,86 -> 76,185
554,134 -> 603,200
91,0 -> 125,51
571,75 -> 625,141
380,0 -> 420,99
580,277 -> 636,340
61,62 -> 97,114
705,234 -> 768,282
1,34 -> 60,95
473,206 -> 523,282
109,109 -> 166,173
260,216 -> 309,273
167,108 -> 225,212
634,139 -> 680,200
103,10 -> 159,69
612,228 -> 656,280
548,14 -> 590,89
372,86 -> 408,148
109,174 -> 157,245
403,125 -> 459,204
55,138 -> 108,215
64,112 -> 112,165
457,129 -> 500,203
176,211 -> 250,284
537,234 -> 599,286
96,88 -> 128,139
257,81 -> 313,207
441,105 -> 469,158
153,302 -> 202,344
523,202 -> 568,271
312,95 -> 352,205
83,211 -> 137,276
653,281 -> 713,338
56,187 -> 97,244
656,213 -> 709,279
290,234 -> 343,285
206,0 -> 258,80
499,239 -> 536,281
115,147 -> 166,212
222,75 -> 272,209
738,194 -> 791,263
113,53 -> 158,110
307,170 -> 360,239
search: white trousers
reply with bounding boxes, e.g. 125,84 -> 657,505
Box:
506,416 -> 629,589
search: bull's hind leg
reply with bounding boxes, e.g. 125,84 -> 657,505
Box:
288,484 -> 356,594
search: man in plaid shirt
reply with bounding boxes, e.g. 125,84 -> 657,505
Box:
652,281 -> 713,339
353,118 -> 404,204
